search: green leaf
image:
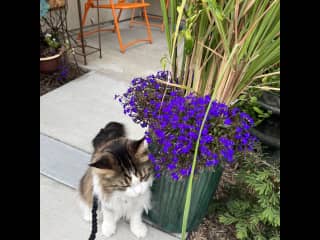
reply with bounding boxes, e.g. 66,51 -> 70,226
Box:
184,29 -> 194,55
160,0 -> 171,55
254,234 -> 266,240
160,56 -> 168,70
219,213 -> 239,225
250,96 -> 258,102
239,94 -> 247,100
235,222 -> 248,239
253,106 -> 264,114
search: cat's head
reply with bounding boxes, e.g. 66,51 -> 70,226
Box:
90,122 -> 153,197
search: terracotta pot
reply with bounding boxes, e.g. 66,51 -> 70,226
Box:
40,51 -> 62,73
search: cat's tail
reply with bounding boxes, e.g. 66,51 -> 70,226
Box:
92,122 -> 126,149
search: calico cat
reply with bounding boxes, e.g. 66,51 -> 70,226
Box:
78,122 -> 153,238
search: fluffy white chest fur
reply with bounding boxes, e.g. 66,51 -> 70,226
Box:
81,173 -> 153,238
93,174 -> 153,220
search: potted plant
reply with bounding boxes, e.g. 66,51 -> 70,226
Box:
116,0 -> 279,237
40,0 -> 65,73
116,71 -> 257,233
40,30 -> 64,73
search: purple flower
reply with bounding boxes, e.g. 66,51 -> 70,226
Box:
116,71 -> 257,179
171,172 -> 179,181
231,107 -> 240,116
219,137 -> 234,148
179,168 -> 190,176
154,165 -> 161,171
220,149 -> 234,162
224,118 -> 232,125
206,160 -> 215,167
200,135 -> 214,145
167,163 -> 177,170
172,156 -> 179,163
148,153 -> 156,163
206,159 -> 219,167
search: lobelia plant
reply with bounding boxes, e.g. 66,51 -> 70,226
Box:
116,71 -> 257,181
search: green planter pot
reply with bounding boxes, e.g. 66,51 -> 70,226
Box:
144,166 -> 223,233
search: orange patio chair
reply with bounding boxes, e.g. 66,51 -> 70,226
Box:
129,0 -> 169,32
80,0 -> 153,53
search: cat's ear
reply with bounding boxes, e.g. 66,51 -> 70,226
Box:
89,156 -> 114,170
92,122 -> 126,149
130,137 -> 146,155
130,137 -> 149,163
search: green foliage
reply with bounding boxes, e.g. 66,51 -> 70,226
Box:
236,90 -> 272,126
160,0 -> 280,104
210,150 -> 280,239
235,65 -> 279,126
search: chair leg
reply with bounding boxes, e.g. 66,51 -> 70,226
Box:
113,9 -> 122,33
82,2 -> 91,27
129,0 -> 137,28
142,7 -> 152,44
111,8 -> 125,53
77,1 -> 92,39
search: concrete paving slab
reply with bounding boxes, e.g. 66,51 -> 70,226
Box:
40,133 -> 89,189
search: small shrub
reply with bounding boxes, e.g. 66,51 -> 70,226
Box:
210,149 -> 280,239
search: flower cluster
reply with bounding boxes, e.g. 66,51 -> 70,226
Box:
116,71 -> 257,181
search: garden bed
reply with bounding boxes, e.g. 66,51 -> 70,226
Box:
40,62 -> 88,96
189,216 -> 237,240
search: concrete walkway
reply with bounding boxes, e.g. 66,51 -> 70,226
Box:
40,21 -> 179,240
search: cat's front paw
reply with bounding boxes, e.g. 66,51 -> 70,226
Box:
130,222 -> 148,239
102,221 -> 116,237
